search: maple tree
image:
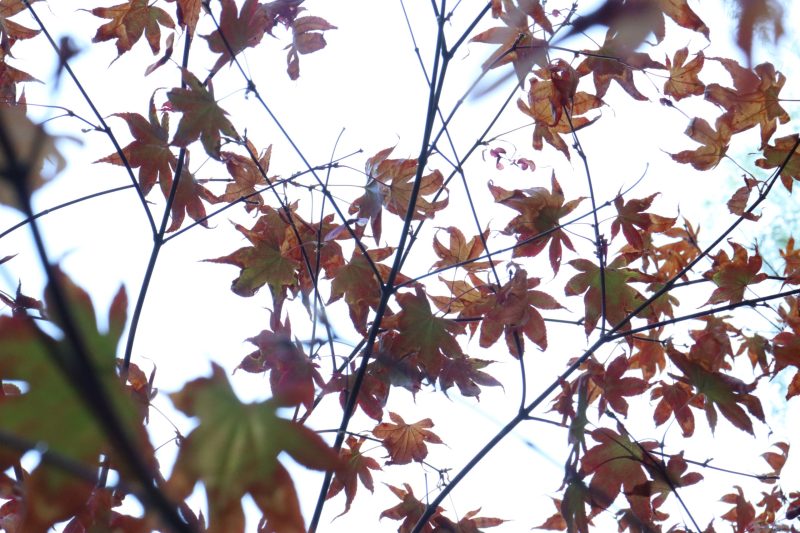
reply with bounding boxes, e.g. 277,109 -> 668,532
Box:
1,0 -> 800,532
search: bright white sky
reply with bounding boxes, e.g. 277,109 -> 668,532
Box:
2,0 -> 800,531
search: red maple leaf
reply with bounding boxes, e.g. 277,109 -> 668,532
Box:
651,380 -> 698,437
585,355 -> 648,417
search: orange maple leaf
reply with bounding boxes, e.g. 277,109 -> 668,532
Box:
755,133 -> 800,191
325,436 -> 382,516
705,58 -> 789,148
703,242 -> 767,305
663,47 -> 704,101
431,226 -> 491,272
372,411 -> 443,465
671,115 -> 732,170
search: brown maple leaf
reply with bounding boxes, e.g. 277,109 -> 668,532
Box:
585,355 -> 648,417
651,380 -> 697,437
438,353 -> 502,399
470,0 -> 552,87
431,226 -> 491,272
349,147 -> 448,245
611,193 -> 675,250
167,70 -> 239,159
203,0 -> 268,77
372,411 -> 443,465
286,16 -> 337,80
489,173 -> 584,274
90,0 -> 174,56
325,436 -> 381,517
213,141 -> 271,210
380,483 -> 441,533
0,0 -> 40,54
95,95 -> 176,197
164,157 -> 216,232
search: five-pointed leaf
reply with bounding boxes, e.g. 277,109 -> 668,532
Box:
382,286 -> 466,379
671,115 -> 732,170
755,134 -> 800,192
432,226 -> 491,272
167,364 -> 340,533
95,95 -> 176,197
489,173 -> 583,274
90,0 -> 174,56
373,411 -> 443,465
663,47 -> 705,100
168,70 -> 239,159
380,483 -> 441,533
438,353 -> 502,399
703,242 -> 767,305
325,436 -> 381,516
203,0 -> 268,76
213,142 -> 271,210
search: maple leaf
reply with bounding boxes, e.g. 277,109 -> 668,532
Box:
771,331 -> 800,399
656,0 -> 709,41
286,16 -> 337,80
731,0 -> 784,65
372,411 -> 443,465
671,115 -> 732,171
704,58 -> 789,148
369,331 -> 425,396
628,330 -> 666,381
438,353 -> 502,399
213,141 -> 271,210
167,70 -> 239,159
761,442 -> 790,480
203,0 -> 268,77
517,73 -> 603,159
431,226 -> 491,272
755,134 -> 800,192
667,346 -> 765,434
575,30 -> 665,101
489,173 -> 584,274
327,246 -> 403,336
585,355 -> 648,417
167,364 -> 340,533
164,157 -> 216,232
0,0 -> 39,54
325,436 -> 381,517
726,176 -> 761,221
430,274 -> 488,337
0,107 -> 64,210
324,362 -> 389,421
663,47 -> 704,101
580,428 -> 657,521
476,267 -> 562,356
95,95 -> 176,197
780,237 -> 800,282
703,242 -> 767,305
470,0 -> 552,86
0,273 -> 142,532
380,483 -> 441,533
90,0 -> 174,56
349,147 -> 447,245
382,286 -> 466,379
242,315 -> 324,410
166,0 -> 200,36
62,488 -> 151,533
431,508 -> 505,532
638,452 -> 703,512
206,206 -> 301,312
0,48 -> 38,104
720,486 -> 756,533
611,193 -> 675,250
565,256 -> 650,335
651,380 -> 697,437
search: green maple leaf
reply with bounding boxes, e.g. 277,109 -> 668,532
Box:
565,256 -> 650,335
167,70 -> 239,159
167,364 -> 341,533
0,270 -> 141,531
